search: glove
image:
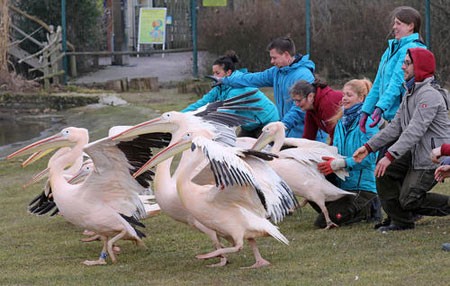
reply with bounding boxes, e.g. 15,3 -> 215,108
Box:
441,157 -> 450,166
359,112 -> 369,133
369,107 -> 383,128
204,75 -> 222,87
317,156 -> 346,175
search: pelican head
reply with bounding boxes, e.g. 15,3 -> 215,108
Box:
252,122 -> 286,151
67,159 -> 94,184
7,127 -> 89,160
111,112 -> 187,142
111,112 -> 216,143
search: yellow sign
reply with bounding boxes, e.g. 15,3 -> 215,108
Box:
203,0 -> 227,7
138,8 -> 167,44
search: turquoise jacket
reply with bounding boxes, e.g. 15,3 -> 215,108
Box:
182,70 -> 279,131
333,114 -> 379,193
362,33 -> 426,120
222,55 -> 318,138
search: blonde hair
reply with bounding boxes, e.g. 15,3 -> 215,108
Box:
329,78 -> 373,125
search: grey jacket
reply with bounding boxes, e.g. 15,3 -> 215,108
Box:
367,77 -> 450,169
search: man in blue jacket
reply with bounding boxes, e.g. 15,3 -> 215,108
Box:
220,37 -> 324,140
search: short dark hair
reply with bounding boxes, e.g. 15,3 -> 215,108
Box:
266,37 -> 296,56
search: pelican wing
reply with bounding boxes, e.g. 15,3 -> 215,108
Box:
192,137 -> 298,223
116,132 -> 171,188
240,154 -> 299,224
82,137 -> 147,219
280,147 -> 349,180
193,136 -> 259,189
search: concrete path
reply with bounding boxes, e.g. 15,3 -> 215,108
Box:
72,51 -> 209,85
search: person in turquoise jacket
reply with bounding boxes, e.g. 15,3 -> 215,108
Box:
316,79 -> 381,228
359,6 -> 426,133
220,37 -> 326,141
181,51 -> 279,138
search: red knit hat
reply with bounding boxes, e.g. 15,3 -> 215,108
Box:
407,48 -> 435,82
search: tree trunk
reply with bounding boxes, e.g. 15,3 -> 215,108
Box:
0,0 -> 10,74
0,0 -> 9,73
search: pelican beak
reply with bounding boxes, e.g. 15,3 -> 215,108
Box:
67,170 -> 87,184
23,167 -> 50,188
252,130 -> 273,151
7,133 -> 74,160
21,149 -> 56,167
133,137 -> 192,178
111,117 -> 175,141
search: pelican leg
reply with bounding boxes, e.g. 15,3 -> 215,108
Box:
193,221 -> 228,267
241,238 -> 270,269
107,230 -> 127,263
82,229 -> 96,236
81,234 -> 101,242
196,241 -> 243,260
83,236 -> 108,266
316,201 -> 338,230
299,198 -> 309,208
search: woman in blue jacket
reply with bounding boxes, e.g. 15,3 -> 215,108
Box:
359,6 -> 426,133
182,51 -> 279,138
316,79 -> 381,227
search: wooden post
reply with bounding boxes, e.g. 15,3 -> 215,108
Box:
70,55 -> 77,77
43,43 -> 50,90
48,28 -> 59,84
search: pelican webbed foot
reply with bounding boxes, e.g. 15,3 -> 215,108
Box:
240,259 -> 271,269
323,221 -> 339,230
82,259 -> 107,266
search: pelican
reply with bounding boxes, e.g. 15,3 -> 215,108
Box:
111,92 -> 264,266
134,131 -> 297,268
23,126 -> 160,217
252,122 -> 355,229
7,127 -> 166,265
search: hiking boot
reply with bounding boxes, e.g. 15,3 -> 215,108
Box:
377,224 -> 414,232
374,217 -> 391,229
442,243 -> 450,251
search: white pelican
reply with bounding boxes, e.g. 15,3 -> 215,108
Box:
23,126 -> 161,217
7,127 -> 166,265
252,122 -> 355,229
134,131 -> 297,268
111,92 -> 265,266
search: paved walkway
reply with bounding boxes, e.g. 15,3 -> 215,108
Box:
72,51 -> 209,85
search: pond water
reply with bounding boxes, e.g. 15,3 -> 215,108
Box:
0,119 -> 52,146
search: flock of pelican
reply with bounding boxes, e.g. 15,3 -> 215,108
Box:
7,91 -> 354,268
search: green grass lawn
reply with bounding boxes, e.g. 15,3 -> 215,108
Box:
1,88 -> 450,285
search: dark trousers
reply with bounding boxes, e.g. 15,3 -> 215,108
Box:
377,151 -> 450,227
312,190 -> 381,228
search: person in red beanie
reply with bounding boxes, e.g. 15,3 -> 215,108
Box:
353,47 -> 450,232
